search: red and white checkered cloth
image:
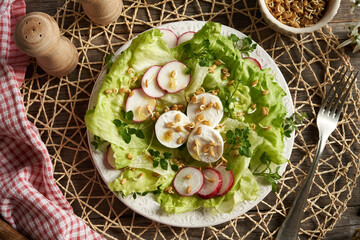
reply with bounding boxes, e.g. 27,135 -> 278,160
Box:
0,1 -> 103,239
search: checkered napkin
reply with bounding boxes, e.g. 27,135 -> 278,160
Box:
0,1 -> 103,239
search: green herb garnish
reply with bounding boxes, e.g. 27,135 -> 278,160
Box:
282,112 -> 307,138
252,153 -> 282,192
229,34 -> 257,57
91,135 -> 107,151
224,127 -> 252,158
182,39 -> 216,67
149,149 -> 172,170
113,110 -> 144,144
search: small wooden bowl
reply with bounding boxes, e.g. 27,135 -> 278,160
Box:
258,0 -> 341,35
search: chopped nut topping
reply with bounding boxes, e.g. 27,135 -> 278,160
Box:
145,79 -> 149,88
215,102 -> 221,110
194,139 -> 200,146
195,127 -> 202,135
197,105 -> 205,113
165,122 -> 175,128
221,156 -> 228,164
126,153 -> 133,159
121,178 -> 127,185
177,136 -> 184,144
206,102 -> 214,109
137,173 -> 144,178
137,106 -> 142,116
175,113 -> 181,122
222,72 -> 230,80
221,67 -> 228,74
127,67 -> 134,74
185,122 -> 195,132
153,172 -> 160,177
164,130 -> 174,141
195,88 -> 205,95
186,186 -> 192,194
202,120 -> 211,126
262,90 -> 270,95
170,70 -> 177,79
265,125 -> 272,130
131,168 -> 136,171
200,97 -> 206,105
262,107 -> 269,116
146,104 -> 153,114
211,64 -> 217,69
215,123 -> 223,129
171,104 -> 178,111
228,80 -> 235,87
202,145 -> 210,153
208,67 -> 215,74
209,149 -> 215,157
250,80 -> 258,87
251,103 -> 257,110
237,112 -> 245,116
155,112 -> 160,118
252,123 -> 256,130
164,107 -> 170,112
210,141 -> 216,146
185,174 -> 192,180
186,96 -> 190,102
195,114 -> 205,122
169,79 -> 176,88
113,88 -> 119,94
178,104 -> 185,110
165,186 -> 174,193
119,88 -> 126,94
191,95 -> 197,103
129,90 -> 135,97
105,89 -> 112,94
131,76 -> 138,82
208,178 -> 215,183
215,60 -> 223,65
175,126 -> 182,132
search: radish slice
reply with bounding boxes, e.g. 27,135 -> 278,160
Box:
186,93 -> 223,128
125,88 -> 156,122
198,168 -> 222,199
244,57 -> 261,69
159,29 -> 178,49
173,167 -> 204,196
216,165 -> 234,196
155,110 -> 190,148
105,145 -> 116,169
177,31 -> 196,45
141,65 -> 166,98
157,61 -> 190,93
186,125 -> 224,163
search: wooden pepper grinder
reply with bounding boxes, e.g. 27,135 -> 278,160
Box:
80,0 -> 123,26
14,12 -> 78,78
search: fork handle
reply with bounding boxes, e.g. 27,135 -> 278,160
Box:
276,137 -> 327,240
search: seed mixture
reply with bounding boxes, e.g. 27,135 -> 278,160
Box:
265,0 -> 327,28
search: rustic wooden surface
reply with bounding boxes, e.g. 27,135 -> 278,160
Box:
11,0 -> 359,239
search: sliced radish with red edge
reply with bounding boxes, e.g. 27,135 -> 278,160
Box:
216,165 -> 234,196
141,65 -> 166,98
172,167 -> 204,197
198,168 -> 222,199
244,57 -> 261,69
125,88 -> 156,122
177,31 -> 196,45
105,145 -> 116,169
157,61 -> 190,93
159,29 -> 178,49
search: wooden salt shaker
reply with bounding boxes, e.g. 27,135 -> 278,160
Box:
14,12 -> 78,78
80,0 -> 123,26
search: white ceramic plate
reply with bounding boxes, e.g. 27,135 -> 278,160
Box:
87,21 -> 294,228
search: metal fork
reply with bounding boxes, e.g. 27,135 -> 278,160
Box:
276,67 -> 358,240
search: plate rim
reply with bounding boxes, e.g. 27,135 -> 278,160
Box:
86,20 -> 295,228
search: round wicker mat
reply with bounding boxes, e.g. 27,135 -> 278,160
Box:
21,0 -> 360,239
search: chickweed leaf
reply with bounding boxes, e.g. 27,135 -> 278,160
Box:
135,129 -> 145,139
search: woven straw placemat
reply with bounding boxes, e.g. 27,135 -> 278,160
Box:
21,0 -> 360,239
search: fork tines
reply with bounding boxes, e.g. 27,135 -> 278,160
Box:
320,66 -> 359,118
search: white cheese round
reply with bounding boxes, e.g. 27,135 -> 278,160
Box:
155,110 -> 191,148
186,125 -> 224,163
186,93 -> 223,128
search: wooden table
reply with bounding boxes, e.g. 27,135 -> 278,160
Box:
4,0 -> 358,239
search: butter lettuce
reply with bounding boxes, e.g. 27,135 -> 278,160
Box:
85,22 -> 289,214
